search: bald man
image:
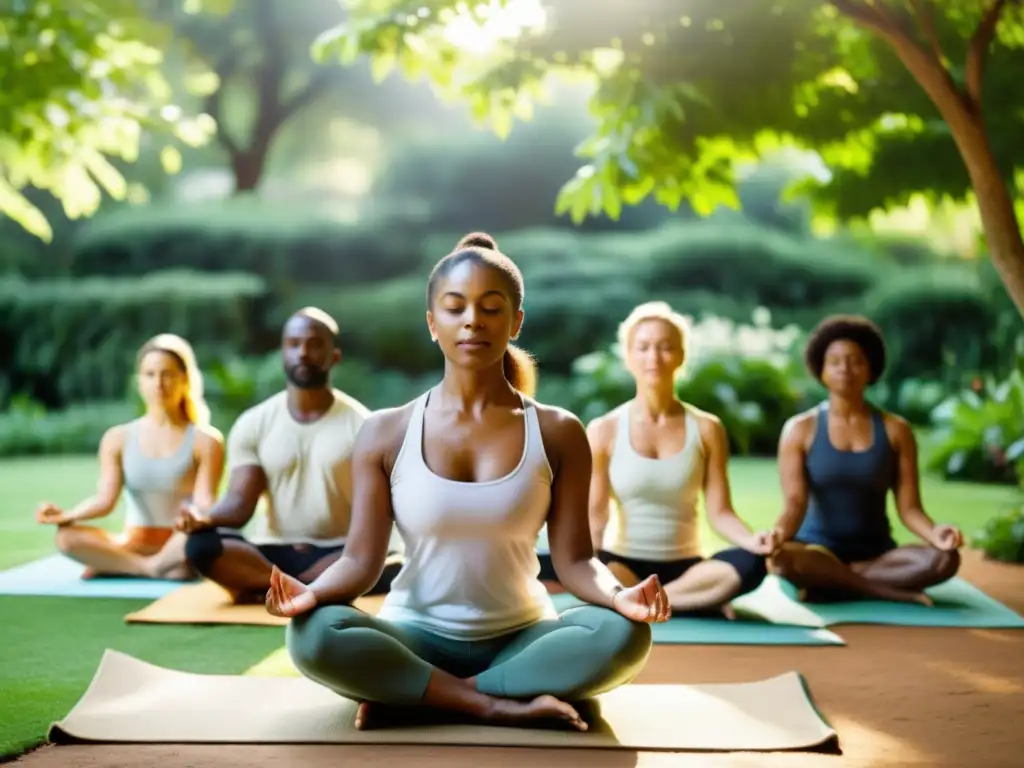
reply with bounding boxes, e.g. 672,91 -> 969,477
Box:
178,308 -> 401,603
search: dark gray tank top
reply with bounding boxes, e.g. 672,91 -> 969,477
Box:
796,403 -> 896,553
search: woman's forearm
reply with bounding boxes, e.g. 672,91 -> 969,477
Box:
308,555 -> 380,605
900,507 -> 938,544
64,496 -> 114,523
589,512 -> 608,550
710,509 -> 754,547
555,557 -> 623,609
773,497 -> 808,541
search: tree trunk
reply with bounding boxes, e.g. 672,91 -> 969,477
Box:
921,95 -> 1024,317
953,121 -> 1024,317
835,0 -> 1024,318
232,151 -> 267,194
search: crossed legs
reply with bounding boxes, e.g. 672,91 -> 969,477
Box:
769,542 -> 960,604
184,528 -> 402,602
54,525 -> 192,580
602,549 -> 768,616
287,602 -> 652,730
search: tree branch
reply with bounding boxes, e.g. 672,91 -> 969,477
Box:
965,0 -> 1010,106
908,0 -> 945,65
279,68 -> 335,123
829,0 -> 900,40
834,0 -> 971,136
204,49 -> 241,156
249,0 -> 287,152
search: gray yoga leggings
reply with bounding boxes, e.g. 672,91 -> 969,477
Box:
286,603 -> 653,705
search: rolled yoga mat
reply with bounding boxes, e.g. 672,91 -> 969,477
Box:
730,575 -> 1024,629
549,592 -> 845,646
0,554 -> 192,599
49,649 -> 838,753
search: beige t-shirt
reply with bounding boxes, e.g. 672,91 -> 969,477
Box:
226,389 -> 370,546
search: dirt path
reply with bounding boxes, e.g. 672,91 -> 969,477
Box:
10,550 -> 1024,768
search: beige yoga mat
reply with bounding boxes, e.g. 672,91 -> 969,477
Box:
49,650 -> 837,753
123,580 -> 386,626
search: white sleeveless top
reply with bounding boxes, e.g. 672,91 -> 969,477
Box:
377,392 -> 558,640
603,404 -> 705,561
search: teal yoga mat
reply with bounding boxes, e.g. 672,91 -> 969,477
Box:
549,592 -> 845,646
730,575 -> 1024,630
0,554 -> 193,599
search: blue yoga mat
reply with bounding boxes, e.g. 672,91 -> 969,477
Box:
549,592 -> 845,646
0,554 -> 193,600
748,575 -> 1024,629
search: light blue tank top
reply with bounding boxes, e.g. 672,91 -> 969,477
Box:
121,421 -> 197,529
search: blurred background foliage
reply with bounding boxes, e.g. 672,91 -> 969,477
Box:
2,0 -> 1022,559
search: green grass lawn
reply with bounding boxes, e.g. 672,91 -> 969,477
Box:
0,453 -> 1019,759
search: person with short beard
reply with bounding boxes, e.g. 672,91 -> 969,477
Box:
176,308 -> 399,603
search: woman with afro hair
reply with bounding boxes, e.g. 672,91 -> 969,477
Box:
768,314 -> 962,605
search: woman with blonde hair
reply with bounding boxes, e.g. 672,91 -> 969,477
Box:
583,301 -> 777,617
35,334 -> 225,580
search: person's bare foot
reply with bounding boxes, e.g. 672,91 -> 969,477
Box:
900,590 -> 933,607
354,701 -> 374,730
799,586 -> 933,606
720,603 -> 736,621
868,583 -> 933,606
160,563 -> 194,581
487,694 -> 588,731
355,695 -> 586,732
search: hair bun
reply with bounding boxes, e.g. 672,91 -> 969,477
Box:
457,232 -> 498,251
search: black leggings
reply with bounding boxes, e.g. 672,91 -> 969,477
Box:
539,548 -> 767,598
184,528 -> 401,594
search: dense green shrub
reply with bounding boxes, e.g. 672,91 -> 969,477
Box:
972,499 -> 1024,563
638,221 -> 882,312
875,378 -> 949,426
0,271 -> 267,408
67,201 -> 426,288
863,266 -> 998,390
0,400 -> 137,457
924,361 -> 1024,485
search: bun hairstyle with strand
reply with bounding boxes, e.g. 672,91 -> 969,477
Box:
136,334 -> 212,427
426,231 -> 537,397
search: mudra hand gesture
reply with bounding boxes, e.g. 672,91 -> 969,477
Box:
746,528 -> 782,556
265,566 -> 318,618
35,502 -> 69,526
611,574 -> 671,623
931,523 -> 964,551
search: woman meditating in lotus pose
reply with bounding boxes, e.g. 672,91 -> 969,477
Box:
35,334 -> 224,580
585,301 -> 775,617
265,233 -> 666,732
768,315 -> 962,605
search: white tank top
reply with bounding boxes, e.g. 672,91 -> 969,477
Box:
377,392 -> 557,640
604,404 -> 705,561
